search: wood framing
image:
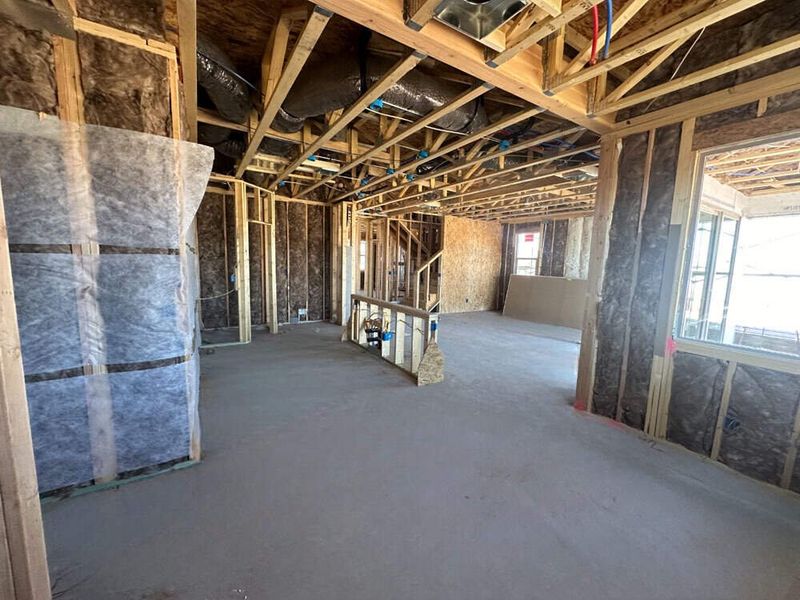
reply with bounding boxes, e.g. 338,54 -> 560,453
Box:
404,0 -> 441,30
300,83 -> 493,197
490,0 -> 606,68
176,0 -> 198,141
0,180 -> 52,600
313,0 -> 613,132
359,125 -> 585,209
547,0 -> 770,95
594,33 -> 800,116
575,135 -> 621,411
336,106 -> 545,202
235,6 -> 333,178
270,51 -> 426,189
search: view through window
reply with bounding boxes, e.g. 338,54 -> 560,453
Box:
515,231 -> 541,275
679,138 -> 800,357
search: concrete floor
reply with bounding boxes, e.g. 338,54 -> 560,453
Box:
44,312 -> 800,600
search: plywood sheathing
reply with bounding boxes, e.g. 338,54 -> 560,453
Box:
416,342 -> 444,386
615,0 -> 800,121
0,17 -> 58,114
440,216 -> 502,313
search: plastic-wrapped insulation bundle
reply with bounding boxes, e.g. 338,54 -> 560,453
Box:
0,106 -> 214,494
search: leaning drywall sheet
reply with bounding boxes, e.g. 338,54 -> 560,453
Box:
503,275 -> 587,329
666,352 -> 727,456
719,364 -> 800,486
0,106 -> 213,492
592,132 -> 648,419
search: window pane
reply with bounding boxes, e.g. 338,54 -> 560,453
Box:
682,212 -> 715,339
515,232 -> 540,274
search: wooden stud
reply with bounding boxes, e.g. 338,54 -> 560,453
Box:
236,6 -> 332,178
710,361 -> 737,460
0,180 -> 52,600
575,135 -> 621,411
234,181 -> 252,342
176,0 -> 197,141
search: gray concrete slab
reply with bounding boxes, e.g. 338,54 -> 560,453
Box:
43,311 -> 800,600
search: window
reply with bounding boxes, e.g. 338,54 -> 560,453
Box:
678,143 -> 800,358
515,231 -> 540,275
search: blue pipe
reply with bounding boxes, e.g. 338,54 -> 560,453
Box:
604,0 -> 613,59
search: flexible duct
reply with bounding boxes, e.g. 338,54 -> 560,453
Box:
197,34 -> 252,123
272,53 -> 488,134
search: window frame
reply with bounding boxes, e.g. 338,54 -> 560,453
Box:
675,146 -> 799,362
514,229 -> 541,276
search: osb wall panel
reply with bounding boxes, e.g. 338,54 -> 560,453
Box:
78,34 -> 172,137
196,192 -> 229,329
77,0 -> 166,40
441,216 -> 502,313
0,17 -> 57,114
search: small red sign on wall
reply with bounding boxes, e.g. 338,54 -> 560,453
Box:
524,233 -> 535,242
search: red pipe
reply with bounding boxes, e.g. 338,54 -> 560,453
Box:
590,5 -> 599,65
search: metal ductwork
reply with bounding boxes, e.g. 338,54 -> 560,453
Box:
433,0 -> 531,42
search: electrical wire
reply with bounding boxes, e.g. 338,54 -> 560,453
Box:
590,5 -> 599,65
604,0 -> 613,59
642,27 -> 706,113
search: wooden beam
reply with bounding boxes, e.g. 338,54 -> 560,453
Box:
314,0 -> 613,132
615,66 -> 800,135
176,0 -> 197,141
235,6 -> 332,178
490,0 -> 606,68
500,209 -> 594,223
532,0 -> 563,17
300,83 -> 492,197
595,33 -> 800,115
0,180 -> 52,600
547,0 -> 769,95
270,51 -> 425,189
376,142 -> 597,212
404,0 -> 441,30
600,35 -> 691,106
337,106 -> 544,202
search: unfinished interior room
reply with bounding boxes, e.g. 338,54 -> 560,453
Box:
2,0 -> 800,598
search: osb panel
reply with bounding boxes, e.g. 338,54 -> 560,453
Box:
196,192 -> 229,329
441,216 -> 502,313
0,17 -> 57,114
77,0 -> 166,40
78,34 -> 171,136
